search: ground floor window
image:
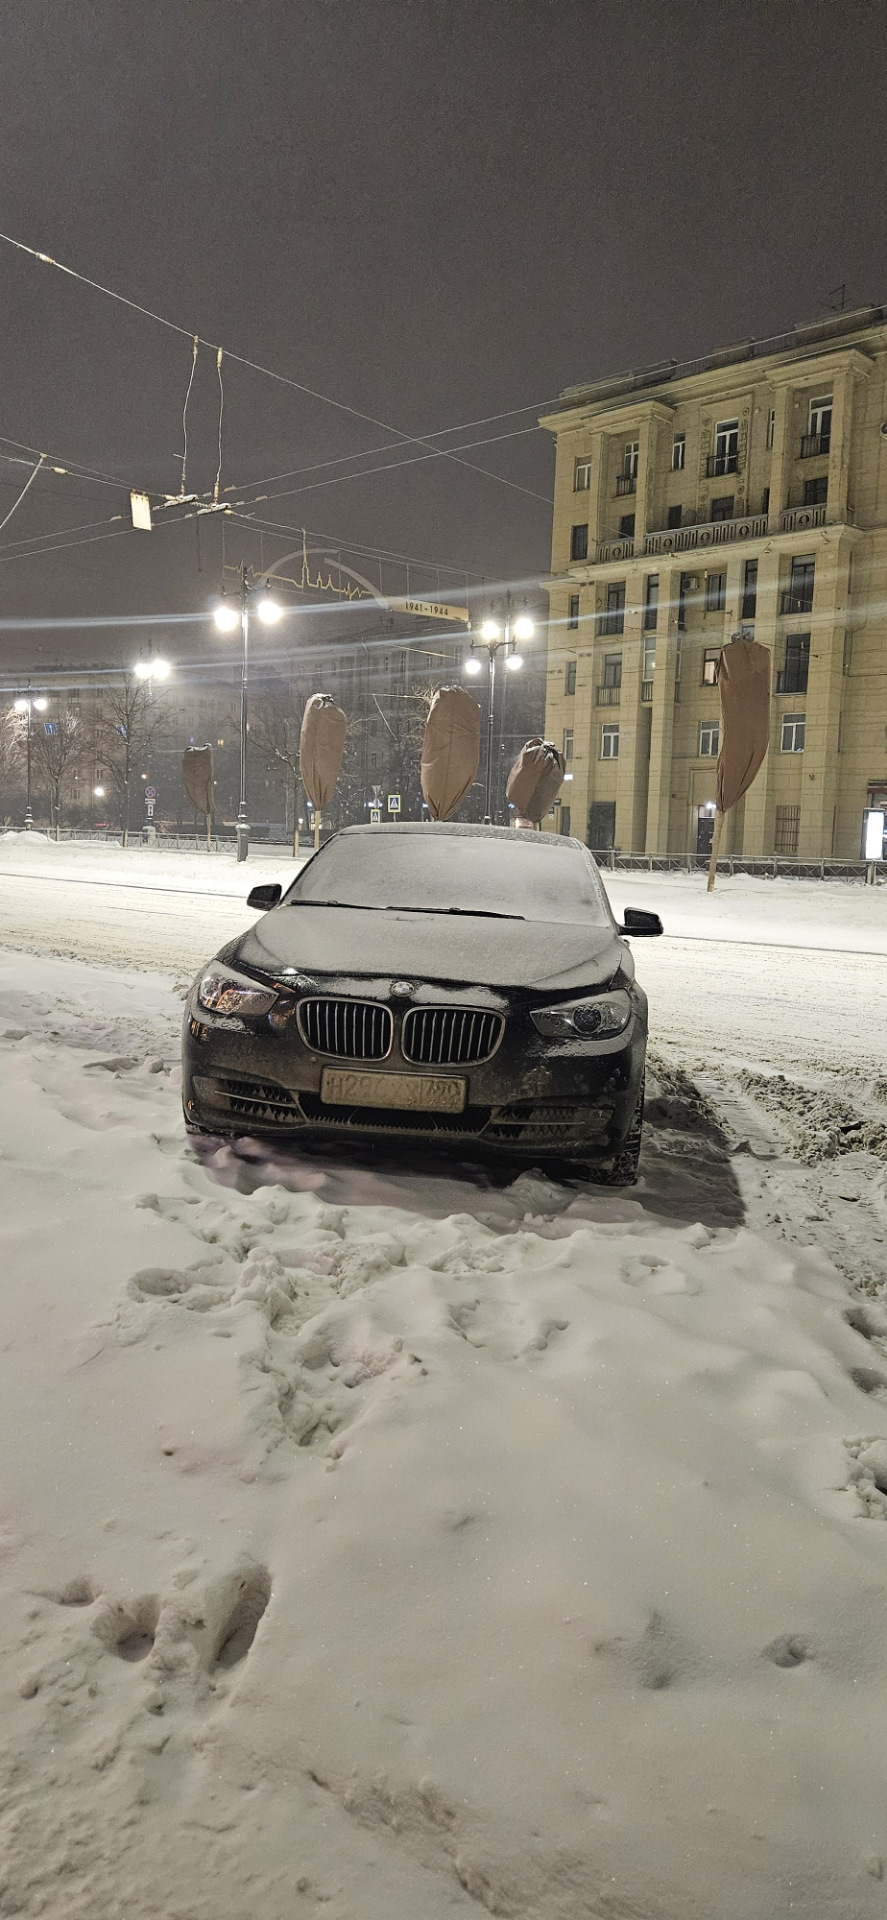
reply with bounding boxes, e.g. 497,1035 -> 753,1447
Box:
774,804 -> 800,854
587,801 -> 616,850
781,713 -> 805,753
559,806 -> 571,835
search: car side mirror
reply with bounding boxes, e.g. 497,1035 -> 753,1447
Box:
618,907 -> 663,937
247,883 -> 282,911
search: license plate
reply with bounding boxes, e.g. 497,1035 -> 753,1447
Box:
320,1068 -> 467,1113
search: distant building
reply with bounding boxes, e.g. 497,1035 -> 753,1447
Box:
540,306 -> 887,859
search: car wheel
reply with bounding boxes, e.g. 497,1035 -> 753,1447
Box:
585,1075 -> 645,1187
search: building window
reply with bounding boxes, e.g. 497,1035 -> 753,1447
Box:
710,495 -> 734,523
624,441 -> 639,480
643,636 -> 656,682
565,660 -> 577,695
672,433 -> 685,471
573,456 -> 591,492
778,633 -> 810,694
602,653 -> 622,688
707,419 -> 739,477
570,523 -> 588,562
781,555 -> 815,615
559,806 -> 571,836
619,513 -> 636,538
667,504 -> 682,530
568,594 -> 580,630
774,805 -> 800,855
741,559 -> 758,620
702,648 -> 721,685
766,408 -> 775,449
704,572 -> 726,613
803,394 -> 833,456
599,583 -> 625,635
803,476 -> 828,506
600,724 -> 619,760
643,573 -> 659,629
762,486 -> 770,514
562,728 -> 574,762
781,712 -> 806,753
699,720 -> 720,757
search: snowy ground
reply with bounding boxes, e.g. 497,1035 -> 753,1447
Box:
1,838 -> 887,1917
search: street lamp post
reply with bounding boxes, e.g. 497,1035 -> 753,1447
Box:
133,653 -> 170,839
463,594 -> 534,823
213,564 -> 282,862
13,686 -> 49,829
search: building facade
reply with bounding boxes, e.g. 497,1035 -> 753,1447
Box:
541,306 -> 887,858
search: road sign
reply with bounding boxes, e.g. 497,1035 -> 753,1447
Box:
387,794 -> 401,813
43,721 -> 58,736
145,786 -> 156,799
370,808 -> 381,824
145,800 -> 155,818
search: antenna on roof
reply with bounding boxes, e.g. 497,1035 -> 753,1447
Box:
822,282 -> 848,312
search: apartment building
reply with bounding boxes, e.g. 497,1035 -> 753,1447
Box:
541,305 -> 887,858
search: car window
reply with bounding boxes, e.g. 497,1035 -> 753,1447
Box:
286,834 -> 613,925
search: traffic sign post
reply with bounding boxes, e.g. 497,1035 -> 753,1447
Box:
387,794 -> 401,814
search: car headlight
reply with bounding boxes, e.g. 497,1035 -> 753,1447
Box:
196,963 -> 279,1018
530,989 -> 632,1039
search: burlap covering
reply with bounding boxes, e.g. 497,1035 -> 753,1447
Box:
506,738 -> 566,824
421,686 -> 481,820
300,694 -> 347,809
181,745 -> 214,817
715,639 -> 771,812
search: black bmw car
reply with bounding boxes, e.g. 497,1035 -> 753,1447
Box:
182,822 -> 663,1183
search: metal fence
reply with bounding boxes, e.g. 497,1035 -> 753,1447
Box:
590,850 -> 884,882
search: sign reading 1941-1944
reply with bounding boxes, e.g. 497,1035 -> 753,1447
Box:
387,794 -> 401,814
388,597 -> 469,625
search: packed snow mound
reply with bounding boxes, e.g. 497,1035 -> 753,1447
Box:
2,953 -> 887,1915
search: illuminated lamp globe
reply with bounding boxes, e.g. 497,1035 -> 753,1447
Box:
255,593 -> 282,625
93,786 -> 105,798
513,615 -> 534,642
33,697 -> 49,711
134,661 -> 151,679
505,651 -> 523,672
151,658 -> 171,679
463,653 -> 483,676
480,619 -> 500,642
13,698 -> 28,713
213,598 -> 239,633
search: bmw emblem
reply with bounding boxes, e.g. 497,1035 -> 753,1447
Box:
391,980 -> 415,997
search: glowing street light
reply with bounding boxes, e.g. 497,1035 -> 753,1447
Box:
211,569 -> 286,861
12,687 -> 50,828
464,594 -> 535,822
134,657 -> 171,681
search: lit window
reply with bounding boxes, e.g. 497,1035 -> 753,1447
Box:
672,433 -> 685,471
573,457 -> 591,492
781,713 -> 805,753
808,395 -> 832,447
699,721 -> 720,757
601,724 -> 619,760
563,728 -> 574,762
702,648 -> 720,685
623,441 -> 639,480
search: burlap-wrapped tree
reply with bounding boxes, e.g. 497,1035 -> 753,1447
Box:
421,686 -> 481,820
506,738 -> 566,828
707,637 -> 771,890
300,693 -> 347,848
182,744 -> 214,850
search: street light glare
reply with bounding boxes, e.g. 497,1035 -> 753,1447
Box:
463,653 -> 483,676
480,619 -> 500,641
213,599 -> 239,633
255,594 -> 283,625
513,615 -> 535,642
93,786 -> 105,798
151,658 -> 171,679
506,652 -> 524,672
134,661 -> 151,679
13,698 -> 28,713
33,697 -> 49,711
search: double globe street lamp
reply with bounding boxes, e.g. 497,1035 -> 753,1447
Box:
213,564 -> 283,861
464,598 -> 534,822
13,688 -> 49,829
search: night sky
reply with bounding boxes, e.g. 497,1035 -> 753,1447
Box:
1,0 -> 886,671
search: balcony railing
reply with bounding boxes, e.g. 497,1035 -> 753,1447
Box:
644,512 -> 766,556
598,615 -> 625,636
595,538 -> 635,564
596,685 -> 621,706
776,667 -> 809,694
800,432 -> 830,458
779,588 -> 814,616
779,504 -> 826,534
705,451 -> 740,477
615,473 -> 637,496
640,680 -> 654,702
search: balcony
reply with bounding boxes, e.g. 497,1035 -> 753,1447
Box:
615,473 -> 637,496
800,432 -> 830,458
705,452 -> 740,477
779,504 -> 826,534
595,537 -> 634,564
596,685 -> 621,707
776,667 -> 809,694
644,512 -> 766,557
779,589 -> 814,616
640,680 -> 654,702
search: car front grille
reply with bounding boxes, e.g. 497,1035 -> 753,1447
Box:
297,998 -> 393,1060
193,1075 -> 302,1125
401,1006 -> 504,1067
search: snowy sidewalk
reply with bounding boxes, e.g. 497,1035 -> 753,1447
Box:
2,950 -> 887,1917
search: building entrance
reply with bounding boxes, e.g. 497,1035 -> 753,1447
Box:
695,804 -> 716,856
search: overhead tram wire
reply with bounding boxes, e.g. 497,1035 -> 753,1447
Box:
0,230 -> 554,506
224,398 -> 559,498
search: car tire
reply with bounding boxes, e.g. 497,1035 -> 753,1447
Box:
585,1075 -> 645,1187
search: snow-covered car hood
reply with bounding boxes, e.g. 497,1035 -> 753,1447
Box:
229,903 -> 630,994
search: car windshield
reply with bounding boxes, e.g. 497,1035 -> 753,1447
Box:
285,833 -> 613,926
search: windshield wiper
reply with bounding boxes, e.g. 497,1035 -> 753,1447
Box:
381,905 -> 526,919
287,899 -> 386,910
